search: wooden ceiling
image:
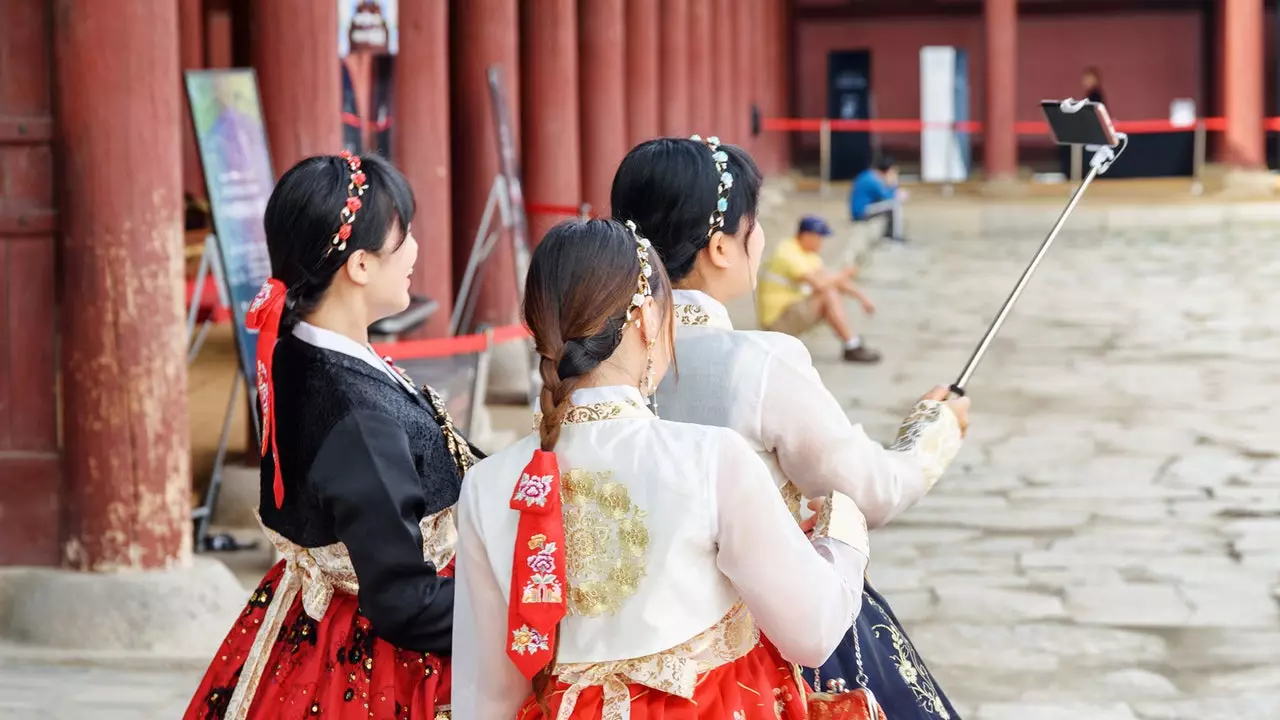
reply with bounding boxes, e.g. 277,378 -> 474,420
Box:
793,0 -> 1216,20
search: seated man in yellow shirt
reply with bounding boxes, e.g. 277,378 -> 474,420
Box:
757,215 -> 881,363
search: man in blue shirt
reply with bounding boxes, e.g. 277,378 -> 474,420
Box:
850,155 -> 906,242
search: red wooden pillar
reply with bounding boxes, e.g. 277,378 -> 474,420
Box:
710,0 -> 733,138
394,0 -> 452,337
580,0 -> 629,215
205,0 -> 233,67
758,0 -> 786,174
179,0 -> 205,198
251,0 -> 341,175
687,0 -> 712,134
983,0 -> 1017,181
731,0 -> 757,152
1222,0 -> 1265,168
660,0 -> 690,137
54,0 -> 190,570
452,0 -> 521,327
626,0 -> 661,145
522,0 -> 582,245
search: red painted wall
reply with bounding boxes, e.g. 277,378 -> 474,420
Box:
792,11 -> 1205,164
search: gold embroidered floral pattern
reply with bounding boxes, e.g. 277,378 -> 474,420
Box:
863,593 -> 950,719
674,303 -> 711,327
560,469 -> 650,617
422,385 -> 475,475
532,400 -> 646,430
888,400 -> 962,492
778,481 -> 803,522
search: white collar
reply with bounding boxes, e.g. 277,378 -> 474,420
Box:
569,385 -> 648,408
672,289 -> 734,330
291,321 -> 415,392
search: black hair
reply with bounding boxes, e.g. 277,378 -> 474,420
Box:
262,152 -> 416,328
875,155 -> 897,172
610,137 -> 763,284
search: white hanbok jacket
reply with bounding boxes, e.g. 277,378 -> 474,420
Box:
451,386 -> 871,719
657,289 -> 963,529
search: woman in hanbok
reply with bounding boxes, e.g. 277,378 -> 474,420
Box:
610,136 -> 971,720
183,152 -> 475,720
451,218 -> 875,719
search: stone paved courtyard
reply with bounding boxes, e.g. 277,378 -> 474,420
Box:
2,198 -> 1279,718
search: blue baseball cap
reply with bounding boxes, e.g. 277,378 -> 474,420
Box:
798,215 -> 833,236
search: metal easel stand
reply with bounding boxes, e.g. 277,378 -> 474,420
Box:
185,232 -> 258,551
450,174 -> 511,337
950,131 -> 1129,396
192,367 -> 246,550
186,234 -> 230,364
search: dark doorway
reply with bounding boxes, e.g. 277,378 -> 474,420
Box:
828,49 -> 873,180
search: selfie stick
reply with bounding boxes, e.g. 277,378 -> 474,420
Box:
949,100 -> 1129,397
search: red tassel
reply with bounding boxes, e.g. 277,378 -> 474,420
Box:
246,279 -> 288,508
506,450 -> 568,680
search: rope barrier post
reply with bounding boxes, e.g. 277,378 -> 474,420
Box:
1191,119 -> 1206,196
819,118 -> 832,198
942,121 -> 957,197
469,325 -> 496,439
1070,144 -> 1083,184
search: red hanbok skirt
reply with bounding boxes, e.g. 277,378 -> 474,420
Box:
182,560 -> 451,720
516,636 -> 805,720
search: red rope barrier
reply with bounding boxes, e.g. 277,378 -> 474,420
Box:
373,323 -> 531,360
526,202 -> 588,217
342,112 -> 392,132
765,116 -> 1239,136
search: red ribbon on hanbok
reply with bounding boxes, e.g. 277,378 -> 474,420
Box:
506,449 -> 568,680
246,278 -> 288,508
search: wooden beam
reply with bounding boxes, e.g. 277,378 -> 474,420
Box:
795,0 -> 1210,20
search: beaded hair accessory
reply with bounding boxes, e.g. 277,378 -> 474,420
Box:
328,150 -> 369,256
622,220 -> 653,328
690,134 -> 734,239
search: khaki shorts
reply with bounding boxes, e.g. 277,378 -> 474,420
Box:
766,297 -> 823,336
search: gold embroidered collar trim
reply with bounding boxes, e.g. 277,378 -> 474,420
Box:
671,291 -> 733,329
532,398 -> 653,429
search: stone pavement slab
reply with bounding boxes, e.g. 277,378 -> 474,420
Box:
763,195 -> 1280,717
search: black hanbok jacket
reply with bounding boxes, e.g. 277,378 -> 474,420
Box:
257,332 -> 472,656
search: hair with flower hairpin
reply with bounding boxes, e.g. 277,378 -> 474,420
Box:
690,135 -> 734,239
621,220 -> 653,327
328,150 -> 369,256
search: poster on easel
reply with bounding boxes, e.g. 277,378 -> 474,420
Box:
184,68 -> 275,404
339,0 -> 398,156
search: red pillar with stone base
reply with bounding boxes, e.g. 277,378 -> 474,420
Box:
522,0 -> 582,245
1222,0 -> 1265,170
394,0 -> 452,337
580,0 -> 629,215
54,0 -> 191,572
983,0 -> 1018,183
627,0 -> 662,146
251,0 -> 341,175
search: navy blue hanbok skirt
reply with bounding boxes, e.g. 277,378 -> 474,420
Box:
802,583 -> 961,720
